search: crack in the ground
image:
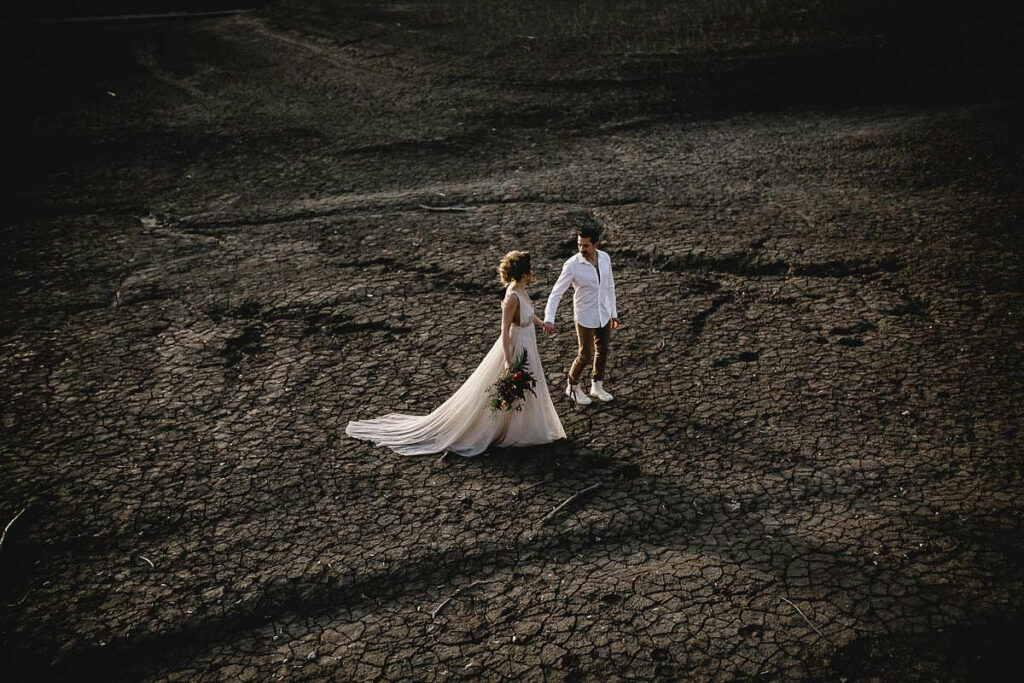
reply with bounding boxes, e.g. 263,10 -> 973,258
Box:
617,246 -> 902,279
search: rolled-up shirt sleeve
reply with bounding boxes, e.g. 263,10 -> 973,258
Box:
544,259 -> 575,324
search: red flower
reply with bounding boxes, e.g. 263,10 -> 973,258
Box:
489,350 -> 538,412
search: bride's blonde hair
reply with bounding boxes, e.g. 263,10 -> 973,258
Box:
498,250 -> 531,285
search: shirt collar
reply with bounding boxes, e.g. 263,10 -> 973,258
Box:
573,251 -> 603,264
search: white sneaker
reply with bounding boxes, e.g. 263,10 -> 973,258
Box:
589,380 -> 614,402
566,381 -> 592,405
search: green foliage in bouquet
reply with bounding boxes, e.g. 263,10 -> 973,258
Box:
490,349 -> 538,412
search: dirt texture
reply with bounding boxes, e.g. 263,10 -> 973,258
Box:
2,2 -> 1023,681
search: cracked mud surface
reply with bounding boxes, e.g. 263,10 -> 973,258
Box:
2,2 -> 1023,680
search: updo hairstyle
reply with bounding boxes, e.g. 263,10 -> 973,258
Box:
498,250 -> 532,285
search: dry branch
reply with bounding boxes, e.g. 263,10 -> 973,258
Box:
0,506 -> 29,551
9,589 -> 34,607
418,204 -> 470,213
541,482 -> 602,525
780,597 -> 825,637
429,579 -> 499,618
516,480 -> 545,496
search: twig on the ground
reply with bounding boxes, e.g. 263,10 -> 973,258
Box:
780,597 -> 824,637
516,481 -> 544,496
541,482 -> 602,525
418,204 -> 469,213
429,579 -> 499,619
7,589 -> 34,607
437,451 -> 449,465
139,555 -> 155,568
0,506 -> 29,551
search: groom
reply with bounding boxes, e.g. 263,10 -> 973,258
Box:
543,224 -> 619,405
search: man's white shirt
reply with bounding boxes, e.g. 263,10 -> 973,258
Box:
544,250 -> 618,328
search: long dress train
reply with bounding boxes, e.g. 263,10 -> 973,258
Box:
345,287 -> 565,456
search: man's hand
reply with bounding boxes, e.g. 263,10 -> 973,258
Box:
610,318 -> 620,330
542,322 -> 555,335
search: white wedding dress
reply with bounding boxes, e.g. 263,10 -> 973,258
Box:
346,286 -> 566,456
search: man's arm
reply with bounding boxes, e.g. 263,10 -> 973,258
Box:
544,259 -> 575,325
607,255 -> 618,325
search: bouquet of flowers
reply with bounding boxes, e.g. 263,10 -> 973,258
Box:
490,349 -> 538,412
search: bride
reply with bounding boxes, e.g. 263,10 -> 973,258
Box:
346,250 -> 566,456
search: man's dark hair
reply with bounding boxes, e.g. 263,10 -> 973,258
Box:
577,224 -> 602,243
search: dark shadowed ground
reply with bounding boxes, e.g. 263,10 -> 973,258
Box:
2,1 -> 1023,680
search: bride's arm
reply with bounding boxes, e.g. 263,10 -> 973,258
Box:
533,314 -> 543,327
500,295 -> 518,369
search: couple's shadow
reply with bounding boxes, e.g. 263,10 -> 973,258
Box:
442,438 -> 641,484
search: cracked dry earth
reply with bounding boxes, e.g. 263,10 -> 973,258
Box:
2,7 -> 1024,682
